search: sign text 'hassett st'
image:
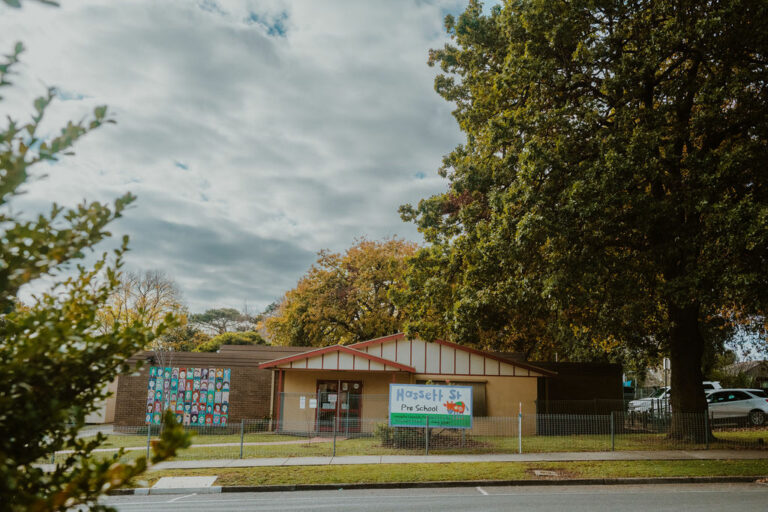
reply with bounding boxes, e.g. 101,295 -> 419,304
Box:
389,383 -> 472,428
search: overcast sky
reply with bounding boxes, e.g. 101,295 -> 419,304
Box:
1,0 -> 467,312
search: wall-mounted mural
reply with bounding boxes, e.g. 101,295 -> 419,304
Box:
146,366 -> 231,426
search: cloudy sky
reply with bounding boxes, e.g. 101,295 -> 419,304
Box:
1,0 -> 467,312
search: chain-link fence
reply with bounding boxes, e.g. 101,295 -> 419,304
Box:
57,394 -> 768,463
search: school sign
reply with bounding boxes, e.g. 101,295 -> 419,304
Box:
389,383 -> 473,428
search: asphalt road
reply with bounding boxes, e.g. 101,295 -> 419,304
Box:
98,483 -> 768,512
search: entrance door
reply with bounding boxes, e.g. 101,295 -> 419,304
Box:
315,380 -> 363,433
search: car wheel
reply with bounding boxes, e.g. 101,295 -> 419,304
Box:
748,410 -> 766,427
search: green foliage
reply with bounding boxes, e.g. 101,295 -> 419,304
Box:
267,237 -> 417,346
0,38 -> 189,510
160,324 -> 211,352
190,307 -> 256,334
192,330 -> 265,352
403,0 -> 768,421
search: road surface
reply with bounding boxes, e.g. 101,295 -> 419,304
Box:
97,482 -> 768,512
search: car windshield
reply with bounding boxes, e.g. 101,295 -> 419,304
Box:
649,388 -> 668,398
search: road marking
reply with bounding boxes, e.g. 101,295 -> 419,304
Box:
476,486 -> 488,495
167,493 -> 196,503
107,486 -> 768,507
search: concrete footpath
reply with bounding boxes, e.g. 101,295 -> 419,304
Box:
148,449 -> 768,471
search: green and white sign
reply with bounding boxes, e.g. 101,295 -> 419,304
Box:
389,383 -> 473,428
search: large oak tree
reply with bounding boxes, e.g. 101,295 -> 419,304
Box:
401,0 -> 768,439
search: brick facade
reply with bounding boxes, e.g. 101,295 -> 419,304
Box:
112,347 -> 308,427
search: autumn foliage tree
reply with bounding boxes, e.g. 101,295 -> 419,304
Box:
401,1 -> 768,440
267,238 -> 417,346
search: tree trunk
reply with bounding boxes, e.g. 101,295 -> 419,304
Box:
668,302 -> 709,442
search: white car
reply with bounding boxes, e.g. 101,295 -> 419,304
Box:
706,388 -> 768,426
628,387 -> 670,413
628,382 -> 722,413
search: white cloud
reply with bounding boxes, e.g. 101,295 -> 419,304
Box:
1,0 -> 466,311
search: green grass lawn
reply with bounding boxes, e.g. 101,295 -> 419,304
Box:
56,426 -> 768,464
80,432 -> 306,450
129,459 -> 768,488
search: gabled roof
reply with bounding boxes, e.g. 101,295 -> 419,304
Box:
350,333 -> 556,377
258,344 -> 416,373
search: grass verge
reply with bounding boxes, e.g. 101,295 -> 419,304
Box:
130,459 -> 768,488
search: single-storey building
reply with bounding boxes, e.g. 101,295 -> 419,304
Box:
257,333 -> 555,435
107,334 -> 622,435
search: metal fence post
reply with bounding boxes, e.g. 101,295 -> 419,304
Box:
518,402 -> 522,454
704,411 -> 709,450
425,415 -> 430,456
610,411 -> 615,451
240,419 -> 245,459
332,413 -> 337,458
146,424 -> 151,460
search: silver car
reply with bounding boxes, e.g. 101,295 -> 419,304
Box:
706,388 -> 768,426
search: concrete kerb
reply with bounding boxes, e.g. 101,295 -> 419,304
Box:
109,476 -> 768,496
146,450 -> 768,471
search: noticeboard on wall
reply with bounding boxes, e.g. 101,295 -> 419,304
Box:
389,383 -> 472,429
146,366 -> 230,426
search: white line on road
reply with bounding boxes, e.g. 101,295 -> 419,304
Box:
106,486 -> 768,508
167,493 -> 196,503
476,487 -> 488,495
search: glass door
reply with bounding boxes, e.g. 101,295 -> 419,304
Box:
315,381 -> 339,432
339,381 -> 363,434
315,380 -> 363,433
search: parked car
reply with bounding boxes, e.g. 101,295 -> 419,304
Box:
628,386 -> 670,413
706,388 -> 768,426
628,381 -> 722,413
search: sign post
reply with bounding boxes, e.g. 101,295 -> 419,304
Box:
389,384 -> 473,429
